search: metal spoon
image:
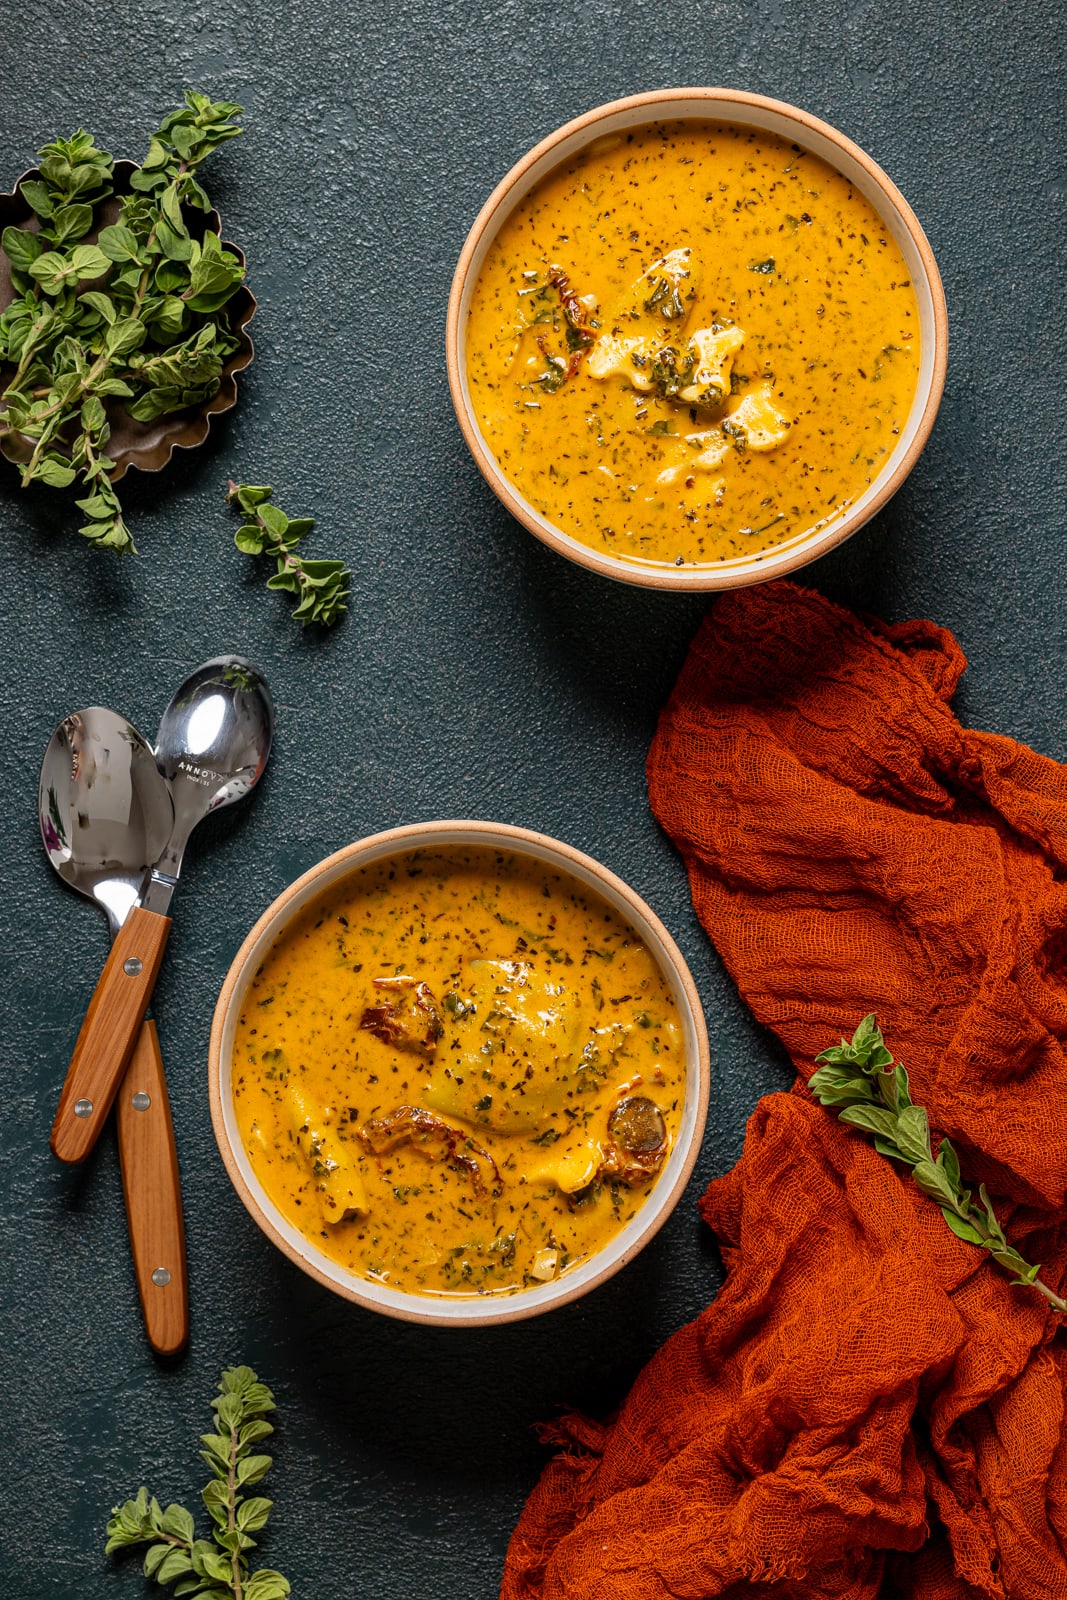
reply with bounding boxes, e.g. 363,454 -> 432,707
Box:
43,710 -> 176,1165
117,655 -> 271,1354
39,707 -> 188,1354
152,654 -> 274,887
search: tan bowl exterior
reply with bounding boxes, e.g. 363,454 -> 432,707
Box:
446,88 -> 948,591
209,820 -> 711,1327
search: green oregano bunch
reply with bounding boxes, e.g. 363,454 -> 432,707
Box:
0,92 -> 245,553
227,480 -> 350,627
811,1015 -> 1067,1314
104,1366 -> 290,1600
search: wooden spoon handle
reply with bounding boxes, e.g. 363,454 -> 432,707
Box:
116,1019 -> 189,1356
50,905 -> 172,1164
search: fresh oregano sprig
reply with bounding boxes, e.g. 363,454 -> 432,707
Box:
227,480 -> 350,626
0,92 -> 245,553
104,1365 -> 290,1600
811,1015 -> 1067,1314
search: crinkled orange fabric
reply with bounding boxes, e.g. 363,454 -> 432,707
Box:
500,581 -> 1067,1600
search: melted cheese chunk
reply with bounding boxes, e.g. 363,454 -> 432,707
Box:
587,257 -> 754,418
286,1079 -> 368,1224
654,428 -> 731,487
586,334 -> 654,387
589,249 -> 705,391
726,382 -> 792,451
527,1127 -> 602,1194
678,325 -> 746,407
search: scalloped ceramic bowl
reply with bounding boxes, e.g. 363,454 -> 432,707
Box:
446,88 -> 948,591
209,820 -> 711,1327
0,161 -> 254,480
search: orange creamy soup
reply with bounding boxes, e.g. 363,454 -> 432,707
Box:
465,120 -> 921,568
232,847 -> 685,1297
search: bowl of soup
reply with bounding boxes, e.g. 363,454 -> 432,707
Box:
209,821 -> 710,1325
446,88 -> 947,589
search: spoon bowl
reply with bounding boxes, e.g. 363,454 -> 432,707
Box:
39,708 -> 174,936
153,655 -> 274,881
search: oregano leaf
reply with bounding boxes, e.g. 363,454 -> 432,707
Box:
35,456 -> 77,487
80,289 -> 117,324
53,202 -> 94,244
937,1137 -> 961,1189
226,480 -> 349,628
894,1104 -> 932,1164
97,223 -> 142,262
236,1497 -> 273,1533
837,1103 -> 899,1141
1,225 -> 44,272
244,1572 -> 291,1600
19,177 -> 53,216
234,524 -> 267,555
942,1208 -> 985,1246
105,316 -> 147,356
236,1454 -> 273,1485
70,242 -> 110,278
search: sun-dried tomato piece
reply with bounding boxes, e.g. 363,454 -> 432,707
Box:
356,1105 -> 502,1195
548,265 -> 597,378
598,1095 -> 668,1187
358,976 -> 443,1056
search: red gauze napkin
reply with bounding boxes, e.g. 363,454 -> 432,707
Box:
500,580 -> 1067,1600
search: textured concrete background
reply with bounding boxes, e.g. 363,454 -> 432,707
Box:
0,3 -> 1062,1595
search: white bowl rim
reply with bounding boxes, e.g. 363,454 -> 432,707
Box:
208,819 -> 711,1327
445,86 -> 949,592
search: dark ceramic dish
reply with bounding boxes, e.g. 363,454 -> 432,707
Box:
0,159 -> 255,481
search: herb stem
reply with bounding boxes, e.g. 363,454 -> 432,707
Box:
227,1412 -> 244,1600
104,1364 -> 287,1598
242,504 -> 306,576
18,347 -> 112,483
130,156 -> 189,308
20,409 -> 68,484
227,480 -> 349,627
1032,1276 -> 1067,1313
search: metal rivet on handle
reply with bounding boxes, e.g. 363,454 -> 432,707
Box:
123,957 -> 143,976
131,1091 -> 151,1112
74,1098 -> 93,1118
151,1267 -> 171,1287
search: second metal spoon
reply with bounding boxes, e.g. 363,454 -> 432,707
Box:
40,708 -> 187,1353
117,655 -> 272,1354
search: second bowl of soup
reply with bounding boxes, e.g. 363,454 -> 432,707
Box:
209,821 -> 710,1325
447,88 -> 947,589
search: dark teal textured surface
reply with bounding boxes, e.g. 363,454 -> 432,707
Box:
0,4 -> 1062,1596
